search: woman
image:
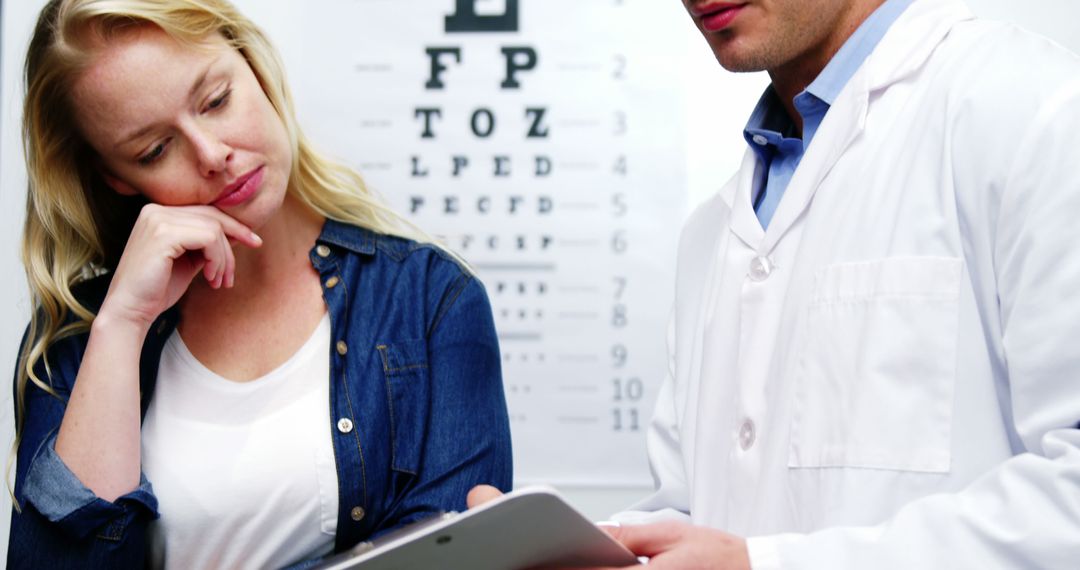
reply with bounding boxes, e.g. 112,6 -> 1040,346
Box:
8,0 -> 512,567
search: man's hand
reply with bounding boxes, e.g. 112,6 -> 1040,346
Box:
599,521 -> 750,569
466,487 -> 749,569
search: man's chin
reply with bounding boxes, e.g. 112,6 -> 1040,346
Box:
714,53 -> 769,74
707,38 -> 771,73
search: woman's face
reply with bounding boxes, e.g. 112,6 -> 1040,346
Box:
71,26 -> 292,230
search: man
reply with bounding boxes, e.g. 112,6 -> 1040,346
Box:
474,0 -> 1080,567
597,0 -> 1080,567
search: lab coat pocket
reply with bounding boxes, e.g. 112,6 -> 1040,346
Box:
789,256 -> 961,473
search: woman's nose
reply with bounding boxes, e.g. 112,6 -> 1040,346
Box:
190,126 -> 232,178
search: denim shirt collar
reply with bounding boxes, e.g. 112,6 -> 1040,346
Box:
317,218 -> 378,256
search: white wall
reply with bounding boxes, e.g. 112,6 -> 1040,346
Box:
2,0 -> 1080,561
0,0 -> 38,561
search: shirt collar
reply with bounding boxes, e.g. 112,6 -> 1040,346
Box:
317,218 -> 378,256
746,88 -> 797,138
744,0 -> 913,142
805,0 -> 915,105
743,88 -> 802,158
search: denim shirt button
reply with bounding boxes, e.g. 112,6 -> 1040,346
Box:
350,506 -> 366,521
325,276 -> 340,288
316,244 -> 332,258
337,418 -> 354,434
336,341 -> 348,356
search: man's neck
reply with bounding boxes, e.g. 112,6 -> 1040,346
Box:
768,0 -> 886,136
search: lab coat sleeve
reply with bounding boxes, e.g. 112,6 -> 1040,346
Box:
611,313 -> 693,525
746,77 -> 1080,569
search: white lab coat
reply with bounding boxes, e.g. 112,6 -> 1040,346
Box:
615,0 -> 1080,567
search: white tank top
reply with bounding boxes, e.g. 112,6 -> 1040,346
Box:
142,314 -> 338,570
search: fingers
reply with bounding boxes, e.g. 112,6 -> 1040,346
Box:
531,566 -> 625,570
212,225 -> 235,289
103,204 -> 263,326
215,229 -> 234,289
607,521 -> 687,558
190,207 -> 258,289
148,204 -> 259,289
151,204 -> 262,248
596,522 -> 621,539
200,206 -> 263,249
466,485 -> 503,509
172,218 -> 233,290
223,229 -> 236,288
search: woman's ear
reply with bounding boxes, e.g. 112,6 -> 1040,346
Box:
98,165 -> 140,196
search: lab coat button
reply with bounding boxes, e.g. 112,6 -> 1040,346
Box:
749,256 -> 773,281
738,419 -> 756,450
337,418 -> 354,433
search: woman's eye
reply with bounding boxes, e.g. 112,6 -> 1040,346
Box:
138,142 -> 167,166
206,89 -> 231,111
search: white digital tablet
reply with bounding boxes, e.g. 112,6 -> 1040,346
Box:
311,486 -> 640,569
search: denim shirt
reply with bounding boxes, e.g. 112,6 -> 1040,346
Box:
8,220 -> 513,568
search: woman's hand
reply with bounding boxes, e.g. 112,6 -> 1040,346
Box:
54,204 -> 258,501
467,485 -> 504,508
98,203 -> 262,329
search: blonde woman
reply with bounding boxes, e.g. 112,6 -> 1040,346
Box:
9,0 -> 512,567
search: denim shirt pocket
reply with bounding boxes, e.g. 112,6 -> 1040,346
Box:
376,339 -> 430,475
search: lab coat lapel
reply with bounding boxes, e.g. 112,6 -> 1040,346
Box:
728,150 -> 766,249
762,73 -> 869,253
758,0 -> 974,254
864,0 -> 975,91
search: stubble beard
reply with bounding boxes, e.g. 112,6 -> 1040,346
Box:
705,8 -> 835,75
707,30 -> 784,73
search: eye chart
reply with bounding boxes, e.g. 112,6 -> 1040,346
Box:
217,0 -> 687,486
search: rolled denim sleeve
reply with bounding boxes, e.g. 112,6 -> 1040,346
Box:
23,432 -> 158,540
373,272 -> 513,535
9,317 -> 159,568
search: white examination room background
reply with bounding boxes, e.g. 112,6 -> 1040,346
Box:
2,0 -> 1079,560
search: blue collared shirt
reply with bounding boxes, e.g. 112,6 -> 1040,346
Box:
745,0 -> 914,229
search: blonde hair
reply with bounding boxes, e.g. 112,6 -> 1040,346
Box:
14,0 -> 435,492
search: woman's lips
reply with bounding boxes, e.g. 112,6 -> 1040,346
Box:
213,167 -> 264,208
697,3 -> 746,32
